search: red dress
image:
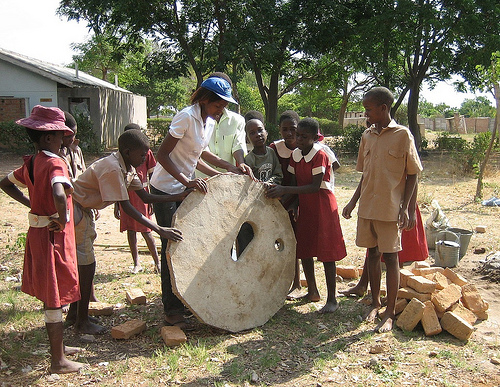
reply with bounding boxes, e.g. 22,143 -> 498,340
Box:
12,151 -> 79,308
290,145 -> 347,262
399,205 -> 428,262
119,149 -> 156,232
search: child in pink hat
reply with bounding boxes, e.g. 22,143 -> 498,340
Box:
0,105 -> 84,373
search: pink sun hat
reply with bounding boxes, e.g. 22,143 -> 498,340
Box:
16,105 -> 74,135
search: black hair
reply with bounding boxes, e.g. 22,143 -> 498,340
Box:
279,110 -> 300,126
244,110 -> 264,123
208,72 -> 233,87
124,123 -> 141,131
364,86 -> 394,107
25,128 -> 45,144
118,129 -> 149,151
190,87 -> 223,105
63,111 -> 77,132
245,118 -> 266,133
297,117 -> 319,136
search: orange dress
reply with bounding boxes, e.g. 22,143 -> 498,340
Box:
119,149 -> 156,232
11,151 -> 79,308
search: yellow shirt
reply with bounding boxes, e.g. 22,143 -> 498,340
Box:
356,120 -> 422,222
72,151 -> 142,210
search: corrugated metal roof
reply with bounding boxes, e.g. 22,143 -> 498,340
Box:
0,47 -> 131,93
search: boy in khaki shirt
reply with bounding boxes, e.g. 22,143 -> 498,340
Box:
69,129 -> 190,334
342,87 -> 422,332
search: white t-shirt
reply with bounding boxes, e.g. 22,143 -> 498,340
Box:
150,103 -> 216,194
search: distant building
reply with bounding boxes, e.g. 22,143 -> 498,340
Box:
0,47 -> 147,147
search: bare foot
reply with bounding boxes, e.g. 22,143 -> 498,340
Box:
74,319 -> 107,335
375,315 -> 394,333
49,358 -> 85,374
339,286 -> 366,297
64,345 -> 83,356
154,264 -> 161,274
131,264 -> 142,274
364,306 -> 380,323
288,292 -> 320,302
319,301 -> 339,314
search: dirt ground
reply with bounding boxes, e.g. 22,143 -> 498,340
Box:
0,148 -> 499,386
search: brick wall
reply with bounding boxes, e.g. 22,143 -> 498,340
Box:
0,98 -> 26,122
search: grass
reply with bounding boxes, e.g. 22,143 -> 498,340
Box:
0,150 -> 499,386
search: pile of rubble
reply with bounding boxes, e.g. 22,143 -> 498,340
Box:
395,261 -> 488,341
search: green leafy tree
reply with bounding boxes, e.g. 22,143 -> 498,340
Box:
474,52 -> 500,200
459,96 -> 495,118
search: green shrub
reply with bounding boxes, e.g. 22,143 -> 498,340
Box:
460,132 -> 497,175
74,113 -> 104,154
315,118 -> 343,136
336,124 -> 365,154
433,132 -> 468,151
147,118 -> 172,148
0,121 -> 34,154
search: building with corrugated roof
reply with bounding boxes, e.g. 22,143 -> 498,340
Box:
0,47 -> 147,147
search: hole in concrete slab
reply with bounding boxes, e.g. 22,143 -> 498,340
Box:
274,238 -> 284,251
231,222 -> 255,261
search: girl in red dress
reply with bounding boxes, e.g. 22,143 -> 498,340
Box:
0,106 -> 84,373
266,118 -> 347,313
269,110 -> 301,295
114,124 -> 160,273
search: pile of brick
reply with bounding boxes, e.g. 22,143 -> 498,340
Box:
395,261 -> 488,341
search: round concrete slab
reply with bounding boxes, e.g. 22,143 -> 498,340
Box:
168,174 -> 296,332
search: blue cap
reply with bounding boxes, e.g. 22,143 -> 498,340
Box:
201,77 -> 238,105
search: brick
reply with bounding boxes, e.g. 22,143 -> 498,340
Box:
397,287 -> 431,302
400,269 -> 414,288
88,302 -> 114,316
111,319 -> 146,339
161,326 -> 187,347
475,225 -> 486,233
474,310 -> 489,320
421,301 -> 442,336
442,268 -> 468,286
450,303 -> 477,325
431,284 -> 462,313
336,265 -> 360,279
428,272 -> 452,290
378,298 -> 408,318
396,298 -> 425,331
441,312 -> 474,341
407,275 -> 437,294
126,288 -> 147,305
414,261 -> 431,269
412,267 -> 444,276
461,284 -> 488,313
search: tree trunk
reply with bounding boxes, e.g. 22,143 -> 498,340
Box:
407,84 -> 422,150
265,71 -> 280,126
475,83 -> 500,200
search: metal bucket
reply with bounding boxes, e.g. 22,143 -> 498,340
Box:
447,227 -> 473,260
435,230 -> 460,268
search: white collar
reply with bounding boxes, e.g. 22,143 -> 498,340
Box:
273,140 -> 294,158
292,142 -> 322,163
41,150 -> 63,159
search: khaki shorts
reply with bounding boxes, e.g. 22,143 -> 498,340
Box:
74,204 -> 97,265
356,217 -> 401,253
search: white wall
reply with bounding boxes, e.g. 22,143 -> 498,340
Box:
0,60 -> 58,115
